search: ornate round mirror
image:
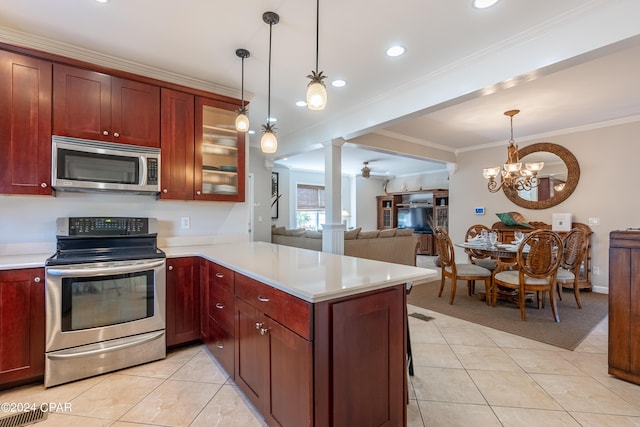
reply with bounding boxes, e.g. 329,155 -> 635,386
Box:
503,142 -> 580,209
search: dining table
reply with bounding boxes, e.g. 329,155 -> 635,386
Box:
455,241 -> 528,304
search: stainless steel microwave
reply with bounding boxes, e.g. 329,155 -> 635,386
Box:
52,136 -> 160,194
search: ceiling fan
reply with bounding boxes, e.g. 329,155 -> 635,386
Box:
361,161 -> 371,178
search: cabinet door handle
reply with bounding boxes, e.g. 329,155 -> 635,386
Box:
196,190 -> 201,195
258,296 -> 270,302
260,327 -> 270,336
215,273 -> 224,278
215,342 -> 224,349
168,265 -> 173,271
103,130 -> 109,136
113,132 -> 120,138
41,183 -> 47,188
255,322 -> 263,330
163,189 -> 168,193
34,277 -> 41,283
215,303 -> 224,309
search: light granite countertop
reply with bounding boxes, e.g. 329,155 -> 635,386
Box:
0,241 -> 437,303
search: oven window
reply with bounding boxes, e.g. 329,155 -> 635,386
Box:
61,271 -> 154,332
57,149 -> 139,184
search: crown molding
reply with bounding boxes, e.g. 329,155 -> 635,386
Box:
0,25 -> 242,99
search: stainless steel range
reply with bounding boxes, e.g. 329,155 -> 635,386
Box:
44,216 -> 166,388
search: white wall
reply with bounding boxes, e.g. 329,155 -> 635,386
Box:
0,191 -> 249,252
354,177 -> 386,231
449,119 -> 640,292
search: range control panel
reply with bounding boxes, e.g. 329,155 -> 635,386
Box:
56,217 -> 157,236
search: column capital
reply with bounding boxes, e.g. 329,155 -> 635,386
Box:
322,137 -> 346,148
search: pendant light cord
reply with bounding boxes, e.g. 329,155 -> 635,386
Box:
241,57 -> 245,109
267,20 -> 273,122
315,0 -> 319,73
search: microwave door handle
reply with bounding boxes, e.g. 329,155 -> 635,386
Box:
140,156 -> 147,185
46,259 -> 165,277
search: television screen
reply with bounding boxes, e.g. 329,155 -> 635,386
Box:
397,206 -> 433,233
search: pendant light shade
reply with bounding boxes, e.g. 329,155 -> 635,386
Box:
234,48 -> 250,132
260,128 -> 278,153
235,112 -> 249,132
306,0 -> 327,111
261,11 -> 279,153
306,79 -> 327,111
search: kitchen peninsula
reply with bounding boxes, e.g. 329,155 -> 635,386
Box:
166,241 -> 437,426
0,241 -> 437,426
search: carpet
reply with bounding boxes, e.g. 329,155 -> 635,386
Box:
407,280 -> 608,350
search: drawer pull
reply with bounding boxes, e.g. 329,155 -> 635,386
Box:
215,303 -> 224,309
258,295 -> 270,302
215,342 -> 224,349
255,322 -> 263,330
215,272 -> 224,278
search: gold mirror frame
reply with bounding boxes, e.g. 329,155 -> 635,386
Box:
503,142 -> 580,210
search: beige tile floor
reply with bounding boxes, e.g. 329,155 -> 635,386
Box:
2,298 -> 639,426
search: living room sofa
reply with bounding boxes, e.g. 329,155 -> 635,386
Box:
271,226 -> 419,266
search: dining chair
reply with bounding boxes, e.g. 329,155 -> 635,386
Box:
464,224 -> 497,272
434,227 -> 492,305
556,228 -> 589,309
493,230 -> 563,321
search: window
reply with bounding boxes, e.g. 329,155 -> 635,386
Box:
296,184 -> 325,231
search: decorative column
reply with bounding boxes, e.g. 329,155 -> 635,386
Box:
322,138 -> 346,254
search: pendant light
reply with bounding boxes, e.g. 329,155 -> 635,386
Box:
306,0 -> 327,110
234,48 -> 250,132
261,11 -> 279,154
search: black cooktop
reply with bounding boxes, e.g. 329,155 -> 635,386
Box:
45,235 -> 166,266
46,216 -> 165,266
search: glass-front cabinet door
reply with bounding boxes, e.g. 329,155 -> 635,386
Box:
194,97 -> 245,202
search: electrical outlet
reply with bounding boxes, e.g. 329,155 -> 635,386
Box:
593,266 -> 600,275
180,216 -> 190,229
588,217 -> 600,226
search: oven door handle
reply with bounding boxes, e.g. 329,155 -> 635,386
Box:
46,258 -> 165,277
46,330 -> 165,360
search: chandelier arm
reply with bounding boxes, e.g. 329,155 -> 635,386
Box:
487,178 -> 503,193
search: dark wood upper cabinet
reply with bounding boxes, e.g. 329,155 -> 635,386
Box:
53,63 -> 160,147
160,88 -> 195,200
194,96 -> 245,202
0,51 -> 52,195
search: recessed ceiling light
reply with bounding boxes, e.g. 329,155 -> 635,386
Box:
296,100 -> 307,107
248,130 -> 255,135
331,79 -> 346,88
386,45 -> 406,57
95,0 -> 109,3
473,0 -> 499,9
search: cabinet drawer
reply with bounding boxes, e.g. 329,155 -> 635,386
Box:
235,274 -> 311,340
208,262 -> 234,293
209,285 -> 234,333
206,317 -> 234,378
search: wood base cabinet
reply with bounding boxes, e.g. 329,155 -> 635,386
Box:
609,231 -> 640,385
235,274 -> 313,426
229,271 -> 406,426
166,257 -> 200,347
201,259 -> 235,377
314,286 -> 406,427
0,268 -> 45,389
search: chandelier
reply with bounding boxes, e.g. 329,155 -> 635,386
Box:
483,109 -> 544,193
